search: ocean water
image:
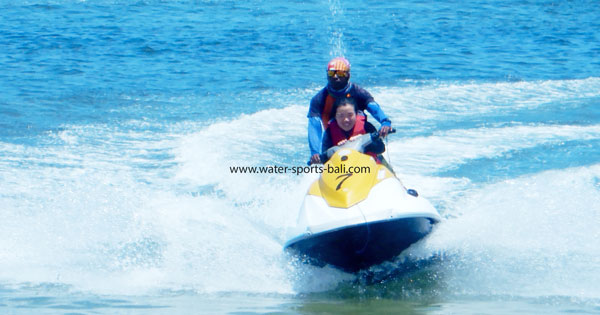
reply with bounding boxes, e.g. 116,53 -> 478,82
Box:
1,0 -> 600,314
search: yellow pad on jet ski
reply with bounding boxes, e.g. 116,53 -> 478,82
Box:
308,149 -> 394,208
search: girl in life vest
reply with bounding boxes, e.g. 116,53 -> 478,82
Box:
321,98 -> 385,164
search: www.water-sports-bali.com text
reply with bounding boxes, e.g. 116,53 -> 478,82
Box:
229,164 -> 371,176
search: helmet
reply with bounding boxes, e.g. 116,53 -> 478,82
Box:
327,57 -> 351,72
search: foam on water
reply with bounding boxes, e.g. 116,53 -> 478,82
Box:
169,79 -> 600,297
1,79 -> 599,301
421,164 -> 600,300
372,77 -> 600,126
387,124 -> 600,175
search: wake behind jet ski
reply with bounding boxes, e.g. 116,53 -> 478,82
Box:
285,130 -> 441,273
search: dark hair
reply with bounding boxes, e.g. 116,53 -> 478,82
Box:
333,97 -> 358,115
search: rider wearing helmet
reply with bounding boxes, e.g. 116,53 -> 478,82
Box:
308,57 -> 392,164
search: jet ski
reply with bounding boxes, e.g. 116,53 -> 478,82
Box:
284,131 -> 441,273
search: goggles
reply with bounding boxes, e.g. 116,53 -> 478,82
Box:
327,70 -> 349,78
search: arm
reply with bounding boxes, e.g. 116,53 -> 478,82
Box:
352,85 -> 391,128
308,116 -> 323,156
366,101 -> 392,137
307,90 -> 326,157
365,101 -> 391,127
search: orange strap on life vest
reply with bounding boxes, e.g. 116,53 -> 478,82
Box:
321,94 -> 336,127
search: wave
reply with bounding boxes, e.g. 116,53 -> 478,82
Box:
420,164 -> 600,300
388,123 -> 600,175
0,78 -> 599,298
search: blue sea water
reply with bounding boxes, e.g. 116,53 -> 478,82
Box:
1,0 -> 600,314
